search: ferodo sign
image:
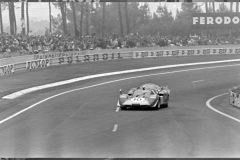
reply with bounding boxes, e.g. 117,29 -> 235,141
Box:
192,13 -> 240,29
26,59 -> 50,70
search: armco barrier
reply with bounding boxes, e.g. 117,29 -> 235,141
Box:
0,64 -> 15,75
26,59 -> 51,70
131,47 -> 240,59
0,52 -> 132,76
229,86 -> 240,107
1,46 -> 240,77
33,51 -> 87,60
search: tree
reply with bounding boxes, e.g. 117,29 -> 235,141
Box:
139,3 -> 151,25
0,2 -> 3,34
59,2 -> 68,35
12,2 -> 17,34
205,2 -> 208,13
51,14 -> 62,34
125,2 -> 130,34
173,3 -> 201,36
118,2 -> 124,37
86,2 -> 90,35
26,0 -> 29,35
49,2 -> 51,33
21,1 -> 25,35
101,2 -> 106,37
8,2 -> 15,35
71,2 -> 78,36
216,3 -> 229,13
237,2 -> 239,13
236,2 -> 239,35
212,2 -> 215,13
229,2 -> 233,37
80,3 -> 84,40
155,5 -> 174,35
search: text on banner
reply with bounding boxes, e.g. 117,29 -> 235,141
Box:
26,59 -> 50,70
0,64 -> 14,75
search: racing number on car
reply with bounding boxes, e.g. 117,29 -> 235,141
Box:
134,98 -> 141,101
133,98 -> 143,102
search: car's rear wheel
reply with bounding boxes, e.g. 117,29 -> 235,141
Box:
163,103 -> 168,108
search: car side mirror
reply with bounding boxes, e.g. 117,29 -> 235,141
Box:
119,89 -> 122,95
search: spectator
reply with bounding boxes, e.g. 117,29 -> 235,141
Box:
1,32 -> 240,58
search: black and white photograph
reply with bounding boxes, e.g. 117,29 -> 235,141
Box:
1,0 -> 240,158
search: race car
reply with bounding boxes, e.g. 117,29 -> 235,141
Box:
117,83 -> 170,110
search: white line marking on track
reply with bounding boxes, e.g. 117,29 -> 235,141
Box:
4,59 -> 240,99
1,63 -> 240,125
192,80 -> 205,83
112,124 -> 118,132
206,93 -> 240,123
116,107 -> 120,112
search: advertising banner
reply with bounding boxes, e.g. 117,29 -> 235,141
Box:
34,51 -> 87,60
0,64 -> 14,75
234,48 -> 240,54
132,50 -> 168,58
192,13 -> 240,29
26,59 -> 50,70
55,52 -> 125,65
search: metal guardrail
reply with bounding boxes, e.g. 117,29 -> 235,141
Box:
229,86 -> 240,107
1,46 -> 240,77
0,51 -> 133,76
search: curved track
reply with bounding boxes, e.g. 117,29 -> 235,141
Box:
1,61 -> 240,157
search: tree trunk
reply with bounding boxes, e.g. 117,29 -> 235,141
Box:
230,2 -> 233,12
0,2 -> 3,34
49,2 -> 51,33
205,2 -> 208,36
237,2 -> 239,35
237,2 -> 239,13
118,2 -> 124,37
63,2 -> 67,35
21,1 -> 25,36
125,2 -> 130,34
26,0 -> 29,35
80,3 -> 83,40
205,2 -> 208,13
8,2 -> 14,35
101,2 -> 106,38
86,2 -> 90,35
59,2 -> 67,35
72,2 -> 78,37
229,2 -> 233,37
12,2 -> 17,34
212,2 -> 215,12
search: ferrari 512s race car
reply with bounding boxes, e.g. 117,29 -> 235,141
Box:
117,83 -> 170,110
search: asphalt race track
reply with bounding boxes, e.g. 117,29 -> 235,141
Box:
1,56 -> 240,158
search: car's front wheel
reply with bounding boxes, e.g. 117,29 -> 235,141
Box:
121,106 -> 127,110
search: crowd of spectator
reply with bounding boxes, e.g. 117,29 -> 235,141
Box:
1,32 -> 240,58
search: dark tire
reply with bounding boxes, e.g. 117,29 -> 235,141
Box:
164,103 -> 168,108
121,106 -> 127,110
161,103 -> 168,108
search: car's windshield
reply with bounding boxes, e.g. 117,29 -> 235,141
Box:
141,84 -> 158,90
133,89 -> 151,97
